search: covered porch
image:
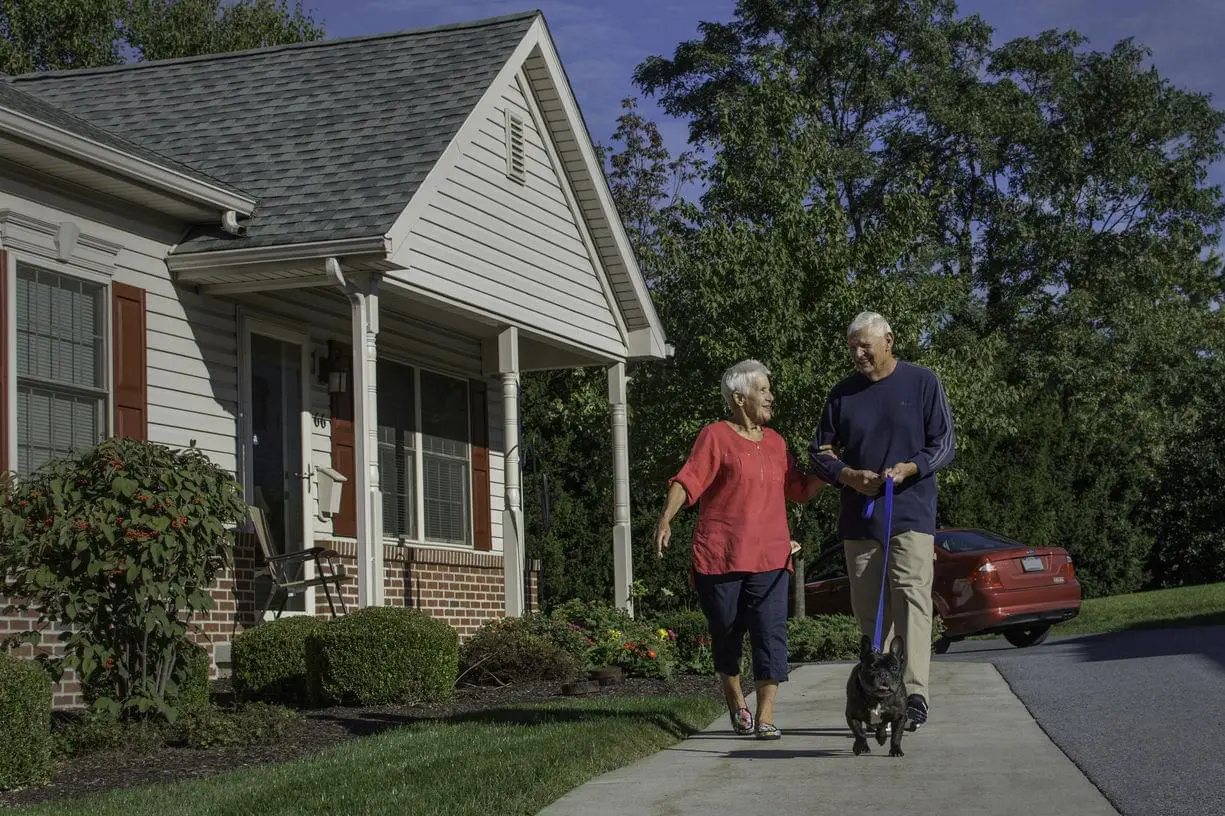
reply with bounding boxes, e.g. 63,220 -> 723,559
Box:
176,249 -> 658,619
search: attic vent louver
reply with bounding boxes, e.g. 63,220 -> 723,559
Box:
505,110 -> 526,184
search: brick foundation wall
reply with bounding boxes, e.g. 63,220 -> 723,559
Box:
3,538 -> 541,708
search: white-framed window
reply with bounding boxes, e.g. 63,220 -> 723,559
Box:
377,360 -> 472,546
14,261 -> 108,476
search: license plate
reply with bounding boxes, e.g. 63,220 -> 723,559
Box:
1021,556 -> 1044,572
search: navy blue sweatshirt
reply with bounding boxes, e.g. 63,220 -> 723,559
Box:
808,361 -> 956,542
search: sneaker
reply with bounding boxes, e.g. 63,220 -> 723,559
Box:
906,694 -> 928,731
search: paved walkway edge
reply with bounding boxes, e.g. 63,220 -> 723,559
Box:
537,661 -> 1120,816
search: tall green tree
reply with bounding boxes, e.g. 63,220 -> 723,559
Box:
1,0 -> 322,74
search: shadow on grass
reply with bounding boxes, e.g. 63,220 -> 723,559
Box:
307,701 -> 709,740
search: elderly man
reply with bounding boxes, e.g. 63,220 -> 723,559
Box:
808,311 -> 955,731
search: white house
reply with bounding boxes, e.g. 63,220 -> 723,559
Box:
0,10 -> 669,702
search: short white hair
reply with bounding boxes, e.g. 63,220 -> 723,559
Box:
720,359 -> 770,410
847,310 -> 892,339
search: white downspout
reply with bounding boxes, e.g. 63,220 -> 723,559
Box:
326,257 -> 384,607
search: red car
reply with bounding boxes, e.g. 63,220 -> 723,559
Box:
803,527 -> 1081,652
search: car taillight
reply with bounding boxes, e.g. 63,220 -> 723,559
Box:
1061,558 -> 1077,580
972,560 -> 1003,589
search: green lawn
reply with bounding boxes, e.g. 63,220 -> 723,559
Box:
16,696 -> 722,816
1053,581 -> 1225,636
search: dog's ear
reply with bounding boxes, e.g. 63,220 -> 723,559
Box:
859,634 -> 873,662
889,635 -> 906,666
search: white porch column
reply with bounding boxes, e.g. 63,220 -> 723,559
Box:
332,264 -> 384,609
609,361 -> 634,616
499,327 -> 525,616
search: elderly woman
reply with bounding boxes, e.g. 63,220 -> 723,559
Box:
654,359 -> 825,740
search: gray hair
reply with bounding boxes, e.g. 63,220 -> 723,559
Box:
847,310 -> 892,339
720,359 -> 770,410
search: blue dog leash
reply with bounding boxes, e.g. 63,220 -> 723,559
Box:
861,477 -> 894,653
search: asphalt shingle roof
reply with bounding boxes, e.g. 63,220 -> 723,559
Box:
0,81 -> 251,199
9,11 -> 539,254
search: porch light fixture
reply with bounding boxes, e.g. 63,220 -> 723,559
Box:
317,340 -> 350,394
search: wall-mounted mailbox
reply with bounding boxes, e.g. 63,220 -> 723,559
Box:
315,466 -> 348,518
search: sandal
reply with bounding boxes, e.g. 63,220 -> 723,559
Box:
729,706 -> 754,735
755,722 -> 782,740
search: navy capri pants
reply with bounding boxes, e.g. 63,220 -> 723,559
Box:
693,569 -> 790,682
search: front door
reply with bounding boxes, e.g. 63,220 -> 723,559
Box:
245,325 -> 311,614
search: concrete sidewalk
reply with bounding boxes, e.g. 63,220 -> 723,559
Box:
538,661 -> 1119,816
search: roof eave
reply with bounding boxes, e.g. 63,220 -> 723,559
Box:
168,234 -> 392,277
0,106 -> 258,217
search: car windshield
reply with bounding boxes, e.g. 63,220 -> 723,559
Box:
936,530 -> 1025,554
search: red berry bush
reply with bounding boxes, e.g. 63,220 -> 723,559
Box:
0,438 -> 248,722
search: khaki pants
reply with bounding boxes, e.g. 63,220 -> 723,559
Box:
844,531 -> 935,701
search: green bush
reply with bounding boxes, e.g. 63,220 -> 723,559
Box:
0,437 -> 248,723
51,711 -> 168,760
232,617 -> 330,704
84,638 -> 210,715
549,599 -> 677,677
305,607 -> 458,706
458,617 -> 580,685
0,652 -> 53,790
653,610 -> 714,675
548,599 -> 635,640
175,703 -> 297,749
787,615 -> 862,662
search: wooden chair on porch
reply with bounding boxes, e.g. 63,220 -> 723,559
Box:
248,504 -> 351,619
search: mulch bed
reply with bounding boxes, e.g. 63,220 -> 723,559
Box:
0,673 -> 750,809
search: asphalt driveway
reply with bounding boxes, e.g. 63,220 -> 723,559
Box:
939,624 -> 1225,816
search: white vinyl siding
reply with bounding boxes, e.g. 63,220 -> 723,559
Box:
392,74 -> 626,358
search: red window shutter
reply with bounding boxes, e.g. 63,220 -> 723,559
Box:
111,282 -> 147,441
469,378 -> 491,551
329,342 -> 357,538
0,249 -> 9,473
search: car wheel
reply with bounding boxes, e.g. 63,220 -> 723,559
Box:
1003,624 -> 1051,648
932,636 -> 952,655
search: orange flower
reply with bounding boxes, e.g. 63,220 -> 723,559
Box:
647,649 -> 656,659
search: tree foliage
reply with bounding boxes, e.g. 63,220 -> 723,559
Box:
1,0 -> 322,75
525,0 -> 1225,608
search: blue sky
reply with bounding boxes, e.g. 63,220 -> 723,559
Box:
308,0 -> 1225,185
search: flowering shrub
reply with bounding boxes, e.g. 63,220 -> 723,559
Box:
549,600 -> 679,678
588,624 -> 677,679
653,610 -> 715,675
0,438 -> 248,722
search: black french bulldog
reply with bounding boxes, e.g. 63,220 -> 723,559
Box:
845,634 -> 908,758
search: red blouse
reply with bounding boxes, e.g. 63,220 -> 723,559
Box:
670,421 -> 811,576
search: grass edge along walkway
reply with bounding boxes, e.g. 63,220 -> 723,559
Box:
14,695 -> 723,816
1053,580 -> 1225,637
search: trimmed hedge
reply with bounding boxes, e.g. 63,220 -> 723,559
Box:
305,607 -> 458,706
232,616 -> 330,705
0,652 -> 53,790
459,616 -> 580,685
177,640 -> 211,715
787,614 -> 862,662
